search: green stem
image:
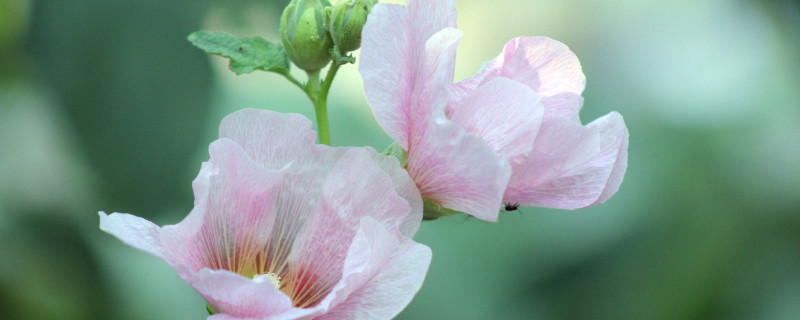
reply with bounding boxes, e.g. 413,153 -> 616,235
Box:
304,69 -> 331,145
306,69 -> 321,94
314,97 -> 331,145
314,62 -> 342,146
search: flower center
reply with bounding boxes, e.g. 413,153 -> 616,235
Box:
253,272 -> 282,289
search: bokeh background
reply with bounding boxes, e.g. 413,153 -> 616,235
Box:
1,0 -> 799,319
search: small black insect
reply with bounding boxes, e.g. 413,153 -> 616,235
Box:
237,46 -> 244,52
504,202 -> 520,211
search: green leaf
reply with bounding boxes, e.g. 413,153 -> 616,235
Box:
188,30 -> 290,75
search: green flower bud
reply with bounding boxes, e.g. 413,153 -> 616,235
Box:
329,0 -> 373,53
281,0 -> 334,71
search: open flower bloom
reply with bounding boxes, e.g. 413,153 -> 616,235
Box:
359,0 -> 628,219
99,109 -> 431,319
450,37 -> 629,209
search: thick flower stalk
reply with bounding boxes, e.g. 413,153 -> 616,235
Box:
359,0 -> 628,221
99,109 -> 431,319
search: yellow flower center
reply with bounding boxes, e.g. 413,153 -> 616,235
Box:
253,272 -> 282,289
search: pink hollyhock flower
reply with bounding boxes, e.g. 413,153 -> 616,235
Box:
450,37 -> 629,209
99,109 -> 431,320
359,0 -> 627,218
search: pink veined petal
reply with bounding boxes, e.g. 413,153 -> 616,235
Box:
207,313 -> 317,320
401,27 -> 463,152
368,151 -> 423,237
360,1 -> 460,150
452,37 -> 586,120
447,77 -> 544,164
504,112 -> 628,209
161,139 -> 284,276
218,109 -> 318,170
193,161 -> 216,207
360,3 -> 415,149
407,0 -> 457,42
541,92 -> 584,122
314,217 -> 397,316
319,149 -> 411,241
317,217 -> 432,320
184,268 -> 301,319
461,37 -> 585,97
588,112 -> 629,205
282,148 -> 412,309
409,117 -> 511,222
99,212 -> 164,259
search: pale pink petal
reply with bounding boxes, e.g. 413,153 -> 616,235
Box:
184,267 -> 305,319
409,118 -> 511,222
451,37 -> 586,120
447,77 -> 544,164
541,92 -> 584,122
317,217 -> 431,320
588,112 -> 629,205
282,148 -> 412,307
207,314 -> 315,320
359,3 -> 413,148
368,150 -> 423,237
504,112 -> 628,209
218,109 -> 318,169
360,1 -> 460,149
457,37 -> 585,96
318,149 -> 411,238
99,212 -> 163,259
161,139 -> 284,275
192,161 -> 216,207
407,0 -> 457,41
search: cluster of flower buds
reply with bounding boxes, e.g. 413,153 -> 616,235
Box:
280,0 -> 375,71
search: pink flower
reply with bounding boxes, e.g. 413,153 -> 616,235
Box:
99,109 -> 431,319
451,38 -> 629,209
360,0 -> 521,221
359,0 -> 628,218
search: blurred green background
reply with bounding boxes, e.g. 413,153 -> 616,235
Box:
1,0 -> 799,319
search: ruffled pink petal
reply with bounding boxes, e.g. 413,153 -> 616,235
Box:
368,150 -> 423,237
407,0 -> 457,41
99,212 -> 164,259
451,37 -> 586,120
282,148 -> 413,308
317,217 -> 431,320
161,139 -> 284,275
456,37 -> 585,96
360,1 -> 459,149
447,77 -> 544,164
504,112 -> 628,209
409,117 -> 511,222
318,149 -> 411,239
588,112 -> 629,205
541,92 -> 584,122
183,267 -> 307,319
218,109 -> 319,169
